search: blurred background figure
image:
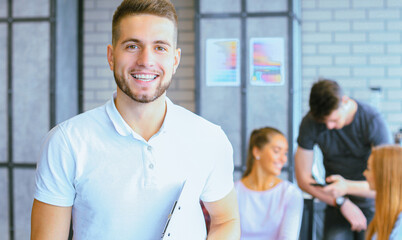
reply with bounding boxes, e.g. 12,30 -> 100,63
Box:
295,79 -> 392,240
235,127 -> 303,240
364,145 -> 402,240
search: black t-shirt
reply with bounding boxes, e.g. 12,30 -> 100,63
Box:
297,100 -> 391,207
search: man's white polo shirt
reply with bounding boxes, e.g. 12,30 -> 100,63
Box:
34,94 -> 234,240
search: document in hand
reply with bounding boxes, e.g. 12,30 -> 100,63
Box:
161,180 -> 207,240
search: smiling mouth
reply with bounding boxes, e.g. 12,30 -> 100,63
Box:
131,74 -> 158,82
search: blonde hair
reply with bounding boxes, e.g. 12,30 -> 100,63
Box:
366,145 -> 402,240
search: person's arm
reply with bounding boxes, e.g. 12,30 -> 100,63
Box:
323,174 -> 375,199
203,188 -> 240,240
31,199 -> 72,240
277,189 -> 304,239
294,146 -> 335,205
339,198 -> 367,232
295,146 -> 367,231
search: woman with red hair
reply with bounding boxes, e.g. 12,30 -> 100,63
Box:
364,145 -> 402,240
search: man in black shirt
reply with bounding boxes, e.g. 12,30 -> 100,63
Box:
295,79 -> 392,240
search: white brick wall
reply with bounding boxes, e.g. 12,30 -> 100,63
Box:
83,0 -> 196,112
302,0 -> 402,135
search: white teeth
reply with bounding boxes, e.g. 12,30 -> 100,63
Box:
132,74 -> 157,81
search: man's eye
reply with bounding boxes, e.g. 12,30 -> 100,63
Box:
156,46 -> 166,51
127,45 -> 138,49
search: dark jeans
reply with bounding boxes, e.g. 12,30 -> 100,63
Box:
323,205 -> 375,240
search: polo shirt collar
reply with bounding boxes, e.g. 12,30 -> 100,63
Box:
105,93 -> 133,137
161,97 -> 174,133
105,92 -> 175,138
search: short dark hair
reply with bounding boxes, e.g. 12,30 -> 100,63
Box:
243,127 -> 284,178
309,79 -> 343,122
112,0 -> 178,46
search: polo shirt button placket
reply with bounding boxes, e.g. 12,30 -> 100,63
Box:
147,147 -> 155,171
144,144 -> 157,187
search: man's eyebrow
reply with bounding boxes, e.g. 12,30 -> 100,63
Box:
120,38 -> 172,47
154,40 -> 171,47
121,38 -> 141,45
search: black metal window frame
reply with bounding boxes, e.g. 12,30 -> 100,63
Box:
194,0 -> 300,181
0,0 -> 83,239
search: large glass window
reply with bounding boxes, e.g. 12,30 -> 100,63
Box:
12,22 -> 50,164
0,1 -> 55,239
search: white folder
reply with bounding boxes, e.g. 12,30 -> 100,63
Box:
161,180 -> 207,240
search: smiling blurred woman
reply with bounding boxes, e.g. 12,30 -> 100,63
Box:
364,145 -> 402,240
235,127 -> 304,240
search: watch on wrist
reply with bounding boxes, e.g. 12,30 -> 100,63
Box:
335,196 -> 346,208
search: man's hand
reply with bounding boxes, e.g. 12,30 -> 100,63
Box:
339,199 -> 367,232
323,175 -> 348,198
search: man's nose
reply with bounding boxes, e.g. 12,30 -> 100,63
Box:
137,47 -> 155,67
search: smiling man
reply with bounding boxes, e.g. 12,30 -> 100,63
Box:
31,1 -> 240,239
295,79 -> 392,240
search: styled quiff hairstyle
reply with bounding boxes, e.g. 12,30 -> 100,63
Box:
112,0 -> 178,46
366,145 -> 402,240
242,127 -> 284,178
309,79 -> 343,122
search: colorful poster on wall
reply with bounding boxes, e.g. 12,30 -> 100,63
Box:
206,38 -> 240,86
250,38 -> 285,86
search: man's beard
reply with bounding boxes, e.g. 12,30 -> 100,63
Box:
114,72 -> 171,103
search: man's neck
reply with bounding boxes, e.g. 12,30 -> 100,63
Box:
114,92 -> 167,141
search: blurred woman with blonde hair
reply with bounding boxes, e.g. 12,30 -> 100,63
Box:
235,127 -> 304,239
363,145 -> 402,240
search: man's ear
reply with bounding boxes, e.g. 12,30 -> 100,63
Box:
341,95 -> 349,104
341,95 -> 352,112
107,44 -> 114,71
173,48 -> 181,74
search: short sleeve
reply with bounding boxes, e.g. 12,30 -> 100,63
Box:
200,127 -> 234,202
277,184 -> 304,239
368,114 -> 392,146
34,125 -> 76,207
297,113 -> 318,150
